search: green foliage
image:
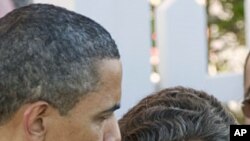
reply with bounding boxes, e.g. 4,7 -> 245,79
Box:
207,0 -> 246,74
207,0 -> 245,44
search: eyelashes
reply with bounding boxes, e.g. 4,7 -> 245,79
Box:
96,112 -> 114,122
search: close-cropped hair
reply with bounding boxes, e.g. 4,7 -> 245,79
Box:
0,4 -> 120,125
119,86 -> 236,141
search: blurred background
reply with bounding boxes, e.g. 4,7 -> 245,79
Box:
0,0 -> 248,123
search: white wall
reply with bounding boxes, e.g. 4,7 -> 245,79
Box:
156,0 -> 244,101
33,0 -> 75,10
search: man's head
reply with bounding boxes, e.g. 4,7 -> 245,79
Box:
119,87 -> 236,141
243,52 -> 250,124
0,4 -> 122,141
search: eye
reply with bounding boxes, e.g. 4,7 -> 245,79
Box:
99,113 -> 113,121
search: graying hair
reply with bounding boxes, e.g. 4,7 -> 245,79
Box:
119,86 -> 236,141
0,4 -> 120,125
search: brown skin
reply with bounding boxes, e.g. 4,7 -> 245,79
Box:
243,54 -> 250,124
0,59 -> 122,141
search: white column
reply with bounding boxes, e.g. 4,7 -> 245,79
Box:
156,0 -> 243,101
33,0 -> 75,10
245,0 -> 250,50
75,0 -> 153,117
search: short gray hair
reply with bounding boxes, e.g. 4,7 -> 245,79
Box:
0,4 -> 120,125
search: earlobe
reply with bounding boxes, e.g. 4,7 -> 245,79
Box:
23,102 -> 49,141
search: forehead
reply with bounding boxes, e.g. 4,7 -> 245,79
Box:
70,59 -> 122,115
95,59 -> 122,100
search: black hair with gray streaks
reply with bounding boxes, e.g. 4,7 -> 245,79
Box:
0,4 -> 120,125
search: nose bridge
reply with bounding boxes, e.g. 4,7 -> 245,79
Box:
104,116 -> 121,141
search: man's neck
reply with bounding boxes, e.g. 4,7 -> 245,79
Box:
0,124 -> 23,141
0,127 -> 11,141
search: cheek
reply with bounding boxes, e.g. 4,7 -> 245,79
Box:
60,124 -> 105,141
68,121 -> 106,141
46,118 -> 105,141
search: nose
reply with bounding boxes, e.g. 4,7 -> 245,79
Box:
103,116 -> 121,141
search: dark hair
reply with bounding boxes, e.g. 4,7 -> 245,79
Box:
0,4 -> 120,125
119,86 -> 236,141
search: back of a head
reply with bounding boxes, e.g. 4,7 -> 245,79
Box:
0,4 -> 120,125
119,86 -> 236,141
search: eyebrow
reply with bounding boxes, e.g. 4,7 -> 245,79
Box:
100,103 -> 121,114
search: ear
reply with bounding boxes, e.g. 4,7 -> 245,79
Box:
23,101 -> 49,141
